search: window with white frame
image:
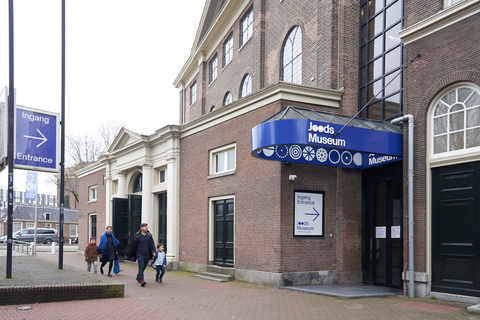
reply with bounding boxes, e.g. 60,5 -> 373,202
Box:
210,144 -> 236,175
223,33 -> 233,67
13,222 -> 22,233
159,169 -> 167,183
45,213 -> 51,220
45,223 -> 52,229
223,92 -> 233,106
89,185 -> 97,202
70,225 -> 77,237
26,222 -> 35,228
240,74 -> 252,98
209,54 -> 218,84
282,26 -> 302,84
240,7 -> 253,47
56,224 -> 60,230
446,0 -> 464,6
432,85 -> 480,155
190,81 -> 197,106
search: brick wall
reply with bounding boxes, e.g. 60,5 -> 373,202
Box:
401,12 -> 480,272
78,169 -> 106,247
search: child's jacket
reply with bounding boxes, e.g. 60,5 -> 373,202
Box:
84,243 -> 99,262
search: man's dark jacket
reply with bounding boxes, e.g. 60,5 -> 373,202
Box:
123,229 -> 155,262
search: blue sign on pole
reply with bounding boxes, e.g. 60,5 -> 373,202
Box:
25,171 -> 37,200
14,106 -> 59,172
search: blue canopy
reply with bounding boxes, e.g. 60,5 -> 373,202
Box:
251,106 -> 403,169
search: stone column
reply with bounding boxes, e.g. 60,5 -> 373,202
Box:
166,155 -> 179,263
117,171 -> 126,199
141,164 -> 154,230
105,175 -> 112,226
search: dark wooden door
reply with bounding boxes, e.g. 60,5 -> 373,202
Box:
432,161 -> 480,296
214,199 -> 234,267
158,193 -> 167,253
112,198 -> 129,255
129,194 -> 142,239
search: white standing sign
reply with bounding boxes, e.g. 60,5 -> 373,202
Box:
294,191 -> 324,237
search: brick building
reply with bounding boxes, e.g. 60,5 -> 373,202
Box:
77,0 -> 480,300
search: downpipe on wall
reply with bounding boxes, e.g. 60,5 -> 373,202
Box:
391,114 -> 414,298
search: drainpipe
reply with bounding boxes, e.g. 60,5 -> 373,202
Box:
391,114 -> 414,298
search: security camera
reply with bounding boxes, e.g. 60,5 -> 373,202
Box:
289,175 -> 297,181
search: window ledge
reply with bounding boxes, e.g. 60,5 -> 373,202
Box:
87,200 -> 97,204
208,170 -> 236,179
239,36 -> 252,51
400,0 -> 480,45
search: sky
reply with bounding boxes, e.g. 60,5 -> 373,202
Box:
0,0 -> 206,194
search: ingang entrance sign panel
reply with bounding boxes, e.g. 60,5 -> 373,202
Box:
14,106 -> 59,172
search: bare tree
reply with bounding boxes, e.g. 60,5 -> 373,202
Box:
49,121 -> 124,205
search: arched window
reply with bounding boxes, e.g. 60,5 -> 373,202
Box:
133,173 -> 143,193
223,92 -> 233,106
65,195 -> 70,209
432,85 -> 480,155
240,74 -> 252,98
282,26 -> 302,84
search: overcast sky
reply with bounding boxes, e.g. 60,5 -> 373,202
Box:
0,0 -> 205,194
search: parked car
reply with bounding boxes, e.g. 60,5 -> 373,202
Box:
0,228 -> 59,244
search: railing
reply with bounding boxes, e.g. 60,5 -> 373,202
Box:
10,240 -> 32,254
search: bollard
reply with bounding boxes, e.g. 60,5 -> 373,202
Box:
69,238 -> 71,244
51,241 -> 56,254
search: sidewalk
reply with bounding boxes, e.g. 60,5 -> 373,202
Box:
0,251 -> 478,319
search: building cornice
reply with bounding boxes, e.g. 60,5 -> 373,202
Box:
173,0 -> 250,88
180,82 -> 343,138
400,0 -> 480,45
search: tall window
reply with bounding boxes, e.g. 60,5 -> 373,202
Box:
240,74 -> 252,98
65,195 -> 70,209
210,144 -> 236,175
190,81 -> 197,106
358,0 -> 403,121
13,222 -> 22,233
133,173 -> 143,193
223,92 -> 233,106
223,33 -> 233,67
88,185 -> 97,202
432,85 -> 480,155
70,225 -> 78,237
209,54 -> 218,84
282,26 -> 302,84
240,7 -> 253,47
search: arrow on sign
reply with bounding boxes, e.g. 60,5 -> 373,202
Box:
24,129 -> 47,147
305,207 -> 320,221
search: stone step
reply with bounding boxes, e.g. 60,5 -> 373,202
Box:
206,265 -> 235,276
195,271 -> 234,282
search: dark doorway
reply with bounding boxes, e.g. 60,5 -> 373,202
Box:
432,161 -> 480,296
213,199 -> 234,267
158,193 -> 167,253
363,162 -> 403,288
112,194 -> 142,256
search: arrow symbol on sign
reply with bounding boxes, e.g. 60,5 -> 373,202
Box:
24,129 -> 48,147
305,207 -> 320,221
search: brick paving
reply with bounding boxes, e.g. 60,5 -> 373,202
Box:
0,251 -> 479,320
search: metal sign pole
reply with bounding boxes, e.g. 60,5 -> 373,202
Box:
6,0 -> 15,279
59,0 -> 66,269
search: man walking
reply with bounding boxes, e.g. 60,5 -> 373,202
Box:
123,223 -> 156,287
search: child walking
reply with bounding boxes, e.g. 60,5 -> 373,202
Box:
84,237 -> 99,274
150,243 -> 167,283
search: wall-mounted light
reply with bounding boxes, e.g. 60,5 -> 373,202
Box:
289,175 -> 297,181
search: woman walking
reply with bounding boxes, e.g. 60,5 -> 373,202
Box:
98,225 -> 119,277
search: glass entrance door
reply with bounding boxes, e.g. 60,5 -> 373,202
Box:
363,163 -> 403,288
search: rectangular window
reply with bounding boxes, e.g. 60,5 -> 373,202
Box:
45,223 -> 52,229
209,54 -> 218,84
210,144 -> 236,175
223,33 -> 233,67
446,0 -> 463,6
13,222 -> 22,233
240,7 -> 253,47
160,169 -> 167,183
190,81 -> 197,106
45,213 -> 51,220
56,224 -> 60,230
89,185 -> 97,202
26,222 -> 35,228
70,225 -> 77,237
